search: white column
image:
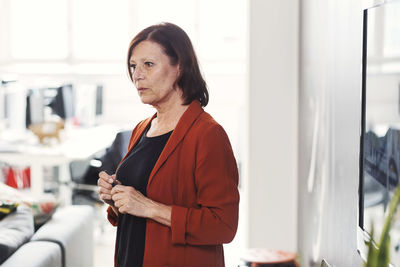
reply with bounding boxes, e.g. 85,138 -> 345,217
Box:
246,0 -> 299,251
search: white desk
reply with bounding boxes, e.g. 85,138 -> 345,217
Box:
0,124 -> 120,204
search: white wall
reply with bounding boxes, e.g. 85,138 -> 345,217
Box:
246,0 -> 299,251
298,0 -> 364,266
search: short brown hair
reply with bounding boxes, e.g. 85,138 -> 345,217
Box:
127,22 -> 209,107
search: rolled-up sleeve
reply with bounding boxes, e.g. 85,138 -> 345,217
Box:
170,124 -> 239,246
171,205 -> 188,244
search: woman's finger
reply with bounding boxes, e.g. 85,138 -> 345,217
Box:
98,171 -> 111,180
98,179 -> 112,190
111,184 -> 127,194
111,192 -> 125,202
99,171 -> 115,184
100,193 -> 112,200
98,181 -> 112,191
98,186 -> 111,195
118,206 -> 128,214
114,199 -> 124,209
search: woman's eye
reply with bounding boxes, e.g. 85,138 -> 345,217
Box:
130,64 -> 136,72
145,62 -> 153,67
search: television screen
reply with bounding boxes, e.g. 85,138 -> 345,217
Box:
48,84 -> 75,119
359,1 -> 400,262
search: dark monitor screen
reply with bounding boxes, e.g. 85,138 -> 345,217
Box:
48,84 -> 75,119
95,85 -> 103,116
25,89 -> 45,128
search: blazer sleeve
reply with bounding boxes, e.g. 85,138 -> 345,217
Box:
170,124 -> 240,245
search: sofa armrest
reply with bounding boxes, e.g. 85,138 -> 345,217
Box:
0,241 -> 62,267
31,205 -> 94,267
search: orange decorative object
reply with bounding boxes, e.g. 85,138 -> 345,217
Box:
29,121 -> 65,144
239,248 -> 298,267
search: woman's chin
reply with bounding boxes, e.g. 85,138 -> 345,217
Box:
139,96 -> 154,105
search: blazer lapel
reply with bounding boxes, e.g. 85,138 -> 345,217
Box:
147,100 -> 204,187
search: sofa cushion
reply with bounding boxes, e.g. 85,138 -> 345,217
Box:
0,205 -> 34,264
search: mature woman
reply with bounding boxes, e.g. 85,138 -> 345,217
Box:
97,22 -> 239,267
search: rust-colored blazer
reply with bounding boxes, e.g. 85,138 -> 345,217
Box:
107,100 -> 240,267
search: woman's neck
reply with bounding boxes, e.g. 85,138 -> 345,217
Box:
151,93 -> 189,133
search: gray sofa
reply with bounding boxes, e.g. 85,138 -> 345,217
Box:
0,205 -> 94,267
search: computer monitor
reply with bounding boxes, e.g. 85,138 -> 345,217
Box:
25,89 -> 45,128
48,84 -> 75,120
358,1 -> 400,262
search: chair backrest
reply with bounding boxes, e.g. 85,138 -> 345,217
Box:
97,130 -> 131,175
70,130 -> 131,185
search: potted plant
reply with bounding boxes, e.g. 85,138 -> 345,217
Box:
365,184 -> 400,266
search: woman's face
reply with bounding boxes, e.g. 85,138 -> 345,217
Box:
129,40 -> 181,107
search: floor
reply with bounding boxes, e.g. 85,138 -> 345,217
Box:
93,221 -> 116,267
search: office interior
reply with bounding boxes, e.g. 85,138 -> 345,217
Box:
1,0 -> 400,266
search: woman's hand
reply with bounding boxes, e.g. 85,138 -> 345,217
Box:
111,185 -> 152,218
97,171 -> 118,206
111,185 -> 172,226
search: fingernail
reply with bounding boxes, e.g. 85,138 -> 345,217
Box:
109,179 -> 114,183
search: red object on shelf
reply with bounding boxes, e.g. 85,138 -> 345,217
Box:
3,166 -> 31,189
23,168 -> 31,188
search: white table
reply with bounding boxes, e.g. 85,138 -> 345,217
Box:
0,124 -> 120,204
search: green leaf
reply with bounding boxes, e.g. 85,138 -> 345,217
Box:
365,225 -> 378,267
365,184 -> 400,266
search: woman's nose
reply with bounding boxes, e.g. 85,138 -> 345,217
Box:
133,67 -> 144,81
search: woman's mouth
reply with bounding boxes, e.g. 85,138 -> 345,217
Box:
137,87 -> 147,92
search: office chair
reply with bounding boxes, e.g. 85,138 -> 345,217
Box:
69,130 -> 131,205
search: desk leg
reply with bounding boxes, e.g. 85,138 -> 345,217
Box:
59,163 -> 72,206
30,164 -> 44,197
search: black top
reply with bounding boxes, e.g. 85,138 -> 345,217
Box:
115,127 -> 172,267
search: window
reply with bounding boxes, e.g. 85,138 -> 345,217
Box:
383,1 -> 400,57
1,0 -> 247,75
71,0 -> 130,60
7,0 -> 131,62
367,1 -> 400,74
10,0 -> 69,60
